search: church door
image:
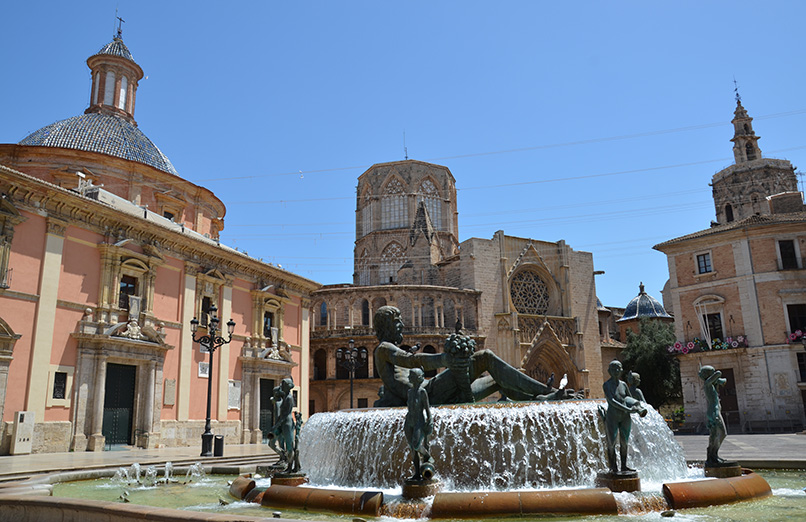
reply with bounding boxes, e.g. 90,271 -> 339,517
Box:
102,363 -> 136,445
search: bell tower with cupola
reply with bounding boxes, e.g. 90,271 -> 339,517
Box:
84,24 -> 144,124
711,94 -> 798,224
730,97 -> 762,164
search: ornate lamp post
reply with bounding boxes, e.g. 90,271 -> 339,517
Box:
190,304 -> 235,456
336,339 -> 367,409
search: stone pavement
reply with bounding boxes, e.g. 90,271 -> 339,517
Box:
673,432 -> 806,468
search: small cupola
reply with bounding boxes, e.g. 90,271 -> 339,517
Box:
84,25 -> 144,125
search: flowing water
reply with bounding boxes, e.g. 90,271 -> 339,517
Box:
299,400 -> 687,490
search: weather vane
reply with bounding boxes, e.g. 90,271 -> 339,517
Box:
733,77 -> 741,104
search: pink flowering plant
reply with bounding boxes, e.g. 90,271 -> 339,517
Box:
667,335 -> 748,354
787,329 -> 804,344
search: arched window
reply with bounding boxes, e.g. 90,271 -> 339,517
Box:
313,349 -> 327,380
319,302 -> 328,327
381,178 -> 407,229
417,179 -> 442,230
379,242 -> 405,284
103,70 -> 116,106
361,191 -> 373,237
743,123 -> 750,134
725,203 -> 734,222
510,270 -> 550,315
118,75 -> 127,110
357,249 -> 370,286
745,142 -> 756,161
355,347 -> 369,379
92,72 -> 100,105
361,299 -> 370,326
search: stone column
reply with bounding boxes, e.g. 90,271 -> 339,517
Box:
142,360 -> 156,448
252,372 -> 262,442
88,354 -> 107,451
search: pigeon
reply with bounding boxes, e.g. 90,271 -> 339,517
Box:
546,373 -> 555,388
559,373 -> 568,390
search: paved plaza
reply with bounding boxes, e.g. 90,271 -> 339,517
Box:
0,432 -> 804,483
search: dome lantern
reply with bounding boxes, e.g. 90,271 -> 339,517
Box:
84,29 -> 144,124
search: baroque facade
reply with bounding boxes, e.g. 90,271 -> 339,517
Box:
655,99 -> 806,433
309,160 -> 605,412
0,34 -> 319,454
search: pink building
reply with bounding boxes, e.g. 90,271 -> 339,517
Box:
0,34 -> 319,454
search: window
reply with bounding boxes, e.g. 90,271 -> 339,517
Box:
309,399 -> 316,414
103,70 -> 116,106
779,240 -> 799,270
704,312 -> 724,342
119,274 -> 138,310
361,300 -> 370,326
725,204 -> 734,222
417,179 -> 442,230
201,296 -> 212,326
380,178 -> 407,229
361,194 -> 373,237
510,269 -> 550,315
798,353 -> 806,383
745,142 -> 756,161
788,304 -> 806,335
357,398 -> 368,408
118,75 -> 127,110
163,211 -> 175,221
319,302 -> 328,327
52,372 -> 67,399
379,242 -> 405,284
313,349 -> 327,381
696,253 -> 712,274
263,311 -> 274,338
92,72 -> 100,104
357,249 -> 370,286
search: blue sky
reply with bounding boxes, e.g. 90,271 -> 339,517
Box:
2,2 -> 805,309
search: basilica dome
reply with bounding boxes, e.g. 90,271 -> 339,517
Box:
19,113 -> 177,175
617,283 -> 671,322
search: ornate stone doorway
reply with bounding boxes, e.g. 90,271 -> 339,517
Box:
102,363 -> 136,445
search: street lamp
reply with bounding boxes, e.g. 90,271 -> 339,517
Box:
190,304 -> 235,457
336,339 -> 367,409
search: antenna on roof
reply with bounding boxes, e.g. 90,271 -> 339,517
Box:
733,76 -> 741,104
403,131 -> 408,160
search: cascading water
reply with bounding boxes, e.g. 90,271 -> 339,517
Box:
300,400 -> 687,491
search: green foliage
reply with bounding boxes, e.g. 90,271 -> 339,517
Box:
621,318 -> 680,408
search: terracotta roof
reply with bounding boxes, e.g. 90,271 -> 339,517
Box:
654,212 -> 806,250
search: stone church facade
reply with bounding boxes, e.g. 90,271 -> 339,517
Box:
655,99 -> 806,433
309,160 -> 605,412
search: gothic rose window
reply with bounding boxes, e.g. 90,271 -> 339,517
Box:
510,270 -> 550,315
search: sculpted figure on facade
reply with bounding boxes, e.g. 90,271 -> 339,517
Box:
373,306 -> 571,407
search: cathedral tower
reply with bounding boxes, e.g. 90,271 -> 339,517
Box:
353,160 -> 459,286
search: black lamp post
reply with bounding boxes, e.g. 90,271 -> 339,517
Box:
336,339 -> 367,409
190,304 -> 235,457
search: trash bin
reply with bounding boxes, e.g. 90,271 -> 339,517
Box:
214,435 -> 224,457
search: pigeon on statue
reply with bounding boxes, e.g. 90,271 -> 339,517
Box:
559,373 -> 568,390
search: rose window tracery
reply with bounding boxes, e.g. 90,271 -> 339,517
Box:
510,270 -> 550,315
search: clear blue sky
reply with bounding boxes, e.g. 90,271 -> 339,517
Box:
2,2 -> 805,309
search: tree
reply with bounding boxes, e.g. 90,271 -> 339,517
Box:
620,317 -> 680,408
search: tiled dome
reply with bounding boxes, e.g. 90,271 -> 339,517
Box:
617,283 -> 671,322
95,37 -> 134,61
19,113 -> 177,175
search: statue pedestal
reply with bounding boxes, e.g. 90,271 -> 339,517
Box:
704,462 -> 741,478
272,472 -> 308,487
402,478 -> 442,499
595,471 -> 640,493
